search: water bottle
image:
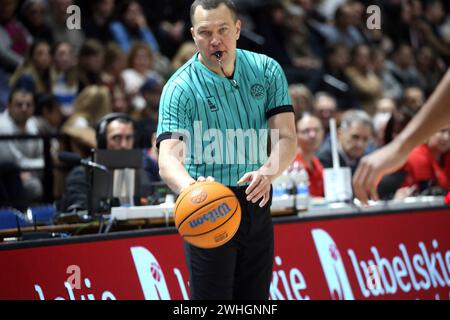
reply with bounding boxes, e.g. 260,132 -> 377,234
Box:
272,170 -> 292,197
295,168 -> 310,212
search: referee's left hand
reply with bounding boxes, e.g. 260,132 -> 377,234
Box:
237,170 -> 272,207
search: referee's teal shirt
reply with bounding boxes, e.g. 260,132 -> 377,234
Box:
157,49 -> 293,186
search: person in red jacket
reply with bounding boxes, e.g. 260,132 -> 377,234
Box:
290,113 -> 325,197
402,126 -> 450,192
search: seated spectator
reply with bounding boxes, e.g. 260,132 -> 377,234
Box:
289,83 -> 313,120
400,126 -> 450,195
34,94 -> 63,135
82,0 -> 115,45
141,0 -> 191,59
121,42 -> 163,97
383,44 -> 422,100
19,0 -> 53,44
0,0 -> 31,73
50,41 -> 79,117
316,43 -> 360,111
345,44 -> 382,115
77,39 -> 105,91
132,78 -> 163,149
317,109 -> 373,175
383,87 -> 425,145
283,4 -> 322,90
110,0 -> 160,54
402,86 -> 425,112
314,3 -> 366,47
290,113 -> 325,197
101,42 -> 127,93
9,39 -> 52,96
416,0 -> 450,64
0,87 -> 44,201
416,46 -> 446,97
313,92 -> 337,151
375,97 -> 396,114
171,41 -> 198,71
62,85 -> 112,157
47,0 -> 85,54
110,86 -> 130,115
372,112 -> 392,148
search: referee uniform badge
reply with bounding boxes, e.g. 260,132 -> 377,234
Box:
205,96 -> 219,112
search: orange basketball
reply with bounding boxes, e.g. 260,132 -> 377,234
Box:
174,181 -> 241,249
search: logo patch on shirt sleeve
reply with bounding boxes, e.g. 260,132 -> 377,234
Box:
251,83 -> 265,100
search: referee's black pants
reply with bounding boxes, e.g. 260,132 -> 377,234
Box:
184,186 -> 274,300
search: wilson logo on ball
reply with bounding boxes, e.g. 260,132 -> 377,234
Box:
188,202 -> 231,228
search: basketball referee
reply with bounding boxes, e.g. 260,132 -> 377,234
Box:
157,0 -> 296,300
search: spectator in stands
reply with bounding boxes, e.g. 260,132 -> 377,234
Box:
34,94 -> 63,135
383,43 -> 422,100
132,78 -> 163,149
345,44 -> 382,115
417,0 -> 450,64
19,0 -> 53,44
47,0 -> 85,54
50,41 -> 79,117
171,41 -> 198,71
290,113 -> 325,197
373,112 -> 392,148
384,0 -> 423,51
9,39 -> 52,96
62,85 -> 112,157
383,86 -> 426,146
399,126 -> 450,197
283,4 -> 322,90
313,91 -> 337,151
416,46 -> 446,97
253,2 -> 290,68
110,0 -> 160,54
383,90 -> 420,146
141,0 -> 191,59
317,109 -> 373,175
375,97 -> 396,115
288,83 -> 313,120
110,86 -> 130,115
315,3 -> 366,47
101,43 -> 129,118
121,42 -> 163,97
77,39 -> 105,91
402,86 -> 425,112
82,0 -> 115,44
101,42 -> 127,93
316,43 -> 360,111
0,0 -> 31,73
0,87 -> 44,201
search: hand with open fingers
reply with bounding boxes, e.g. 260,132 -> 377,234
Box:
237,170 -> 272,207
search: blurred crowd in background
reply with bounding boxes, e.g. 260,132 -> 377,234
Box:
0,0 -> 449,210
